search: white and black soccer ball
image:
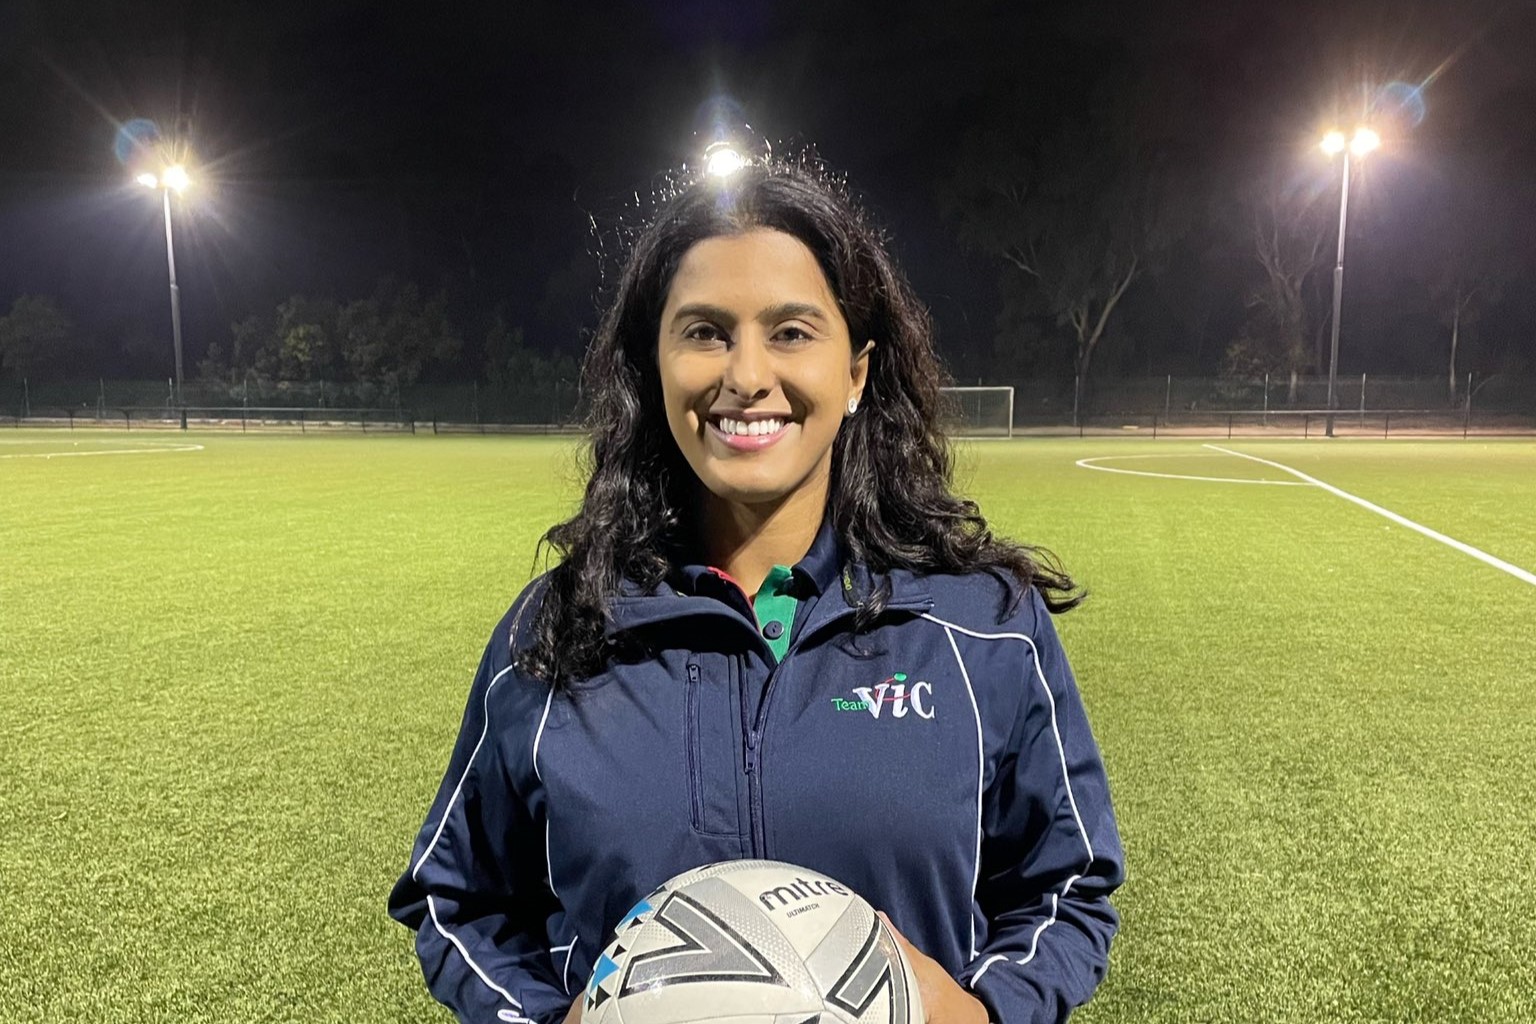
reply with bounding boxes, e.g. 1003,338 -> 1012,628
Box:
582,860 -> 923,1024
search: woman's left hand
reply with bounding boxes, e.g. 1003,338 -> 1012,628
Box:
877,913 -> 990,1024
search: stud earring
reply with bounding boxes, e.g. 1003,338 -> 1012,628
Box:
847,398 -> 859,415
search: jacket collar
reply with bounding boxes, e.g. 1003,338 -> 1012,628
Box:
607,517 -> 932,637
669,511 -> 842,601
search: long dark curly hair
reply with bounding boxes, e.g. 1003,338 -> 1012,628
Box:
519,158 -> 1079,689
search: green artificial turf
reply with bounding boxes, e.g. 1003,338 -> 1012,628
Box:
2,431 -> 1532,1022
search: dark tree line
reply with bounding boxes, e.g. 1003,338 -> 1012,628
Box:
201,282 -> 461,390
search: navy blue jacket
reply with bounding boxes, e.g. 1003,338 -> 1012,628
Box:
388,523 -> 1124,1023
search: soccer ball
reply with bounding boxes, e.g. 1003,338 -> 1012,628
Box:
583,860 -> 924,1024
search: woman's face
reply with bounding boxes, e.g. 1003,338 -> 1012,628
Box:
657,228 -> 872,510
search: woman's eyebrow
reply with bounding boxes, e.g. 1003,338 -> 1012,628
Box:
758,302 -> 828,325
671,303 -> 736,327
670,301 -> 829,328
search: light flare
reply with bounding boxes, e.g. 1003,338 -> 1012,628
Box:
1349,127 -> 1381,156
705,143 -> 745,178
162,164 -> 191,192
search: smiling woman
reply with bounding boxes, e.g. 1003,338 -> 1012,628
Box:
660,229 -> 873,538
388,159 -> 1125,1024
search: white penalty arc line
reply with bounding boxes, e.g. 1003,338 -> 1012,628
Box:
0,442 -> 204,459
1075,453 -> 1307,486
1205,444 -> 1536,589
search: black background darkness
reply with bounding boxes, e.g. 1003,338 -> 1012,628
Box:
1,0 -> 1533,381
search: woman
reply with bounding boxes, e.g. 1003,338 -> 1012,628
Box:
388,159 -> 1124,1024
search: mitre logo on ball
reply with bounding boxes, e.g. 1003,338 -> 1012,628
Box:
583,860 -> 923,1024
757,875 -> 851,915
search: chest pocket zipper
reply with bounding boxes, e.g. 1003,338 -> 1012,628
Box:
685,658 -> 741,837
684,662 -> 706,830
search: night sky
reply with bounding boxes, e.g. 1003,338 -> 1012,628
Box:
2,0 -> 1534,382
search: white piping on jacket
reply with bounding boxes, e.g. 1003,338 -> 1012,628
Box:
920,613 -> 1097,987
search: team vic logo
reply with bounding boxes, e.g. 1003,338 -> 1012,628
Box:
830,673 -> 934,720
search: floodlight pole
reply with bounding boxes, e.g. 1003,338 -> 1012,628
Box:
1324,151 -> 1352,439
161,188 -> 185,409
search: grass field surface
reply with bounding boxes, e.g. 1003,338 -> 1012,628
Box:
3,431 -> 1533,1022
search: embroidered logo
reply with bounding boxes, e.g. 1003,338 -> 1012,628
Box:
830,673 -> 935,720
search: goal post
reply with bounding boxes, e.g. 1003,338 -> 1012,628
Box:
939,386 -> 1014,439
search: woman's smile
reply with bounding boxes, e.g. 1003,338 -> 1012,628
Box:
706,412 -> 793,451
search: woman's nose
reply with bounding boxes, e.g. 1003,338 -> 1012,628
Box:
722,332 -> 774,400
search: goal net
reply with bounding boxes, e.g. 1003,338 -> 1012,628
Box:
939,386 -> 1014,438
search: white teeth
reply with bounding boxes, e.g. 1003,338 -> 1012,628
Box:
717,417 -> 784,437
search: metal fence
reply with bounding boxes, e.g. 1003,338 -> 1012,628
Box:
2,374 -> 1531,435
0,377 -> 586,430
986,372 -> 1534,421
978,372 -> 1534,437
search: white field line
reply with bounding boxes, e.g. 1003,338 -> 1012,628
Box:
1206,444 -> 1536,589
0,442 -> 203,459
1075,453 -> 1307,486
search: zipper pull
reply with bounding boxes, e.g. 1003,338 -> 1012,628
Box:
744,730 -> 758,773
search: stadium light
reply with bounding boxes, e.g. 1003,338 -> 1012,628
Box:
1349,127 -> 1380,157
135,159 -> 193,413
161,164 -> 191,193
1320,125 -> 1380,438
704,141 -> 746,179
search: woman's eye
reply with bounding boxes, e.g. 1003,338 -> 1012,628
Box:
774,326 -> 813,344
683,324 -> 726,344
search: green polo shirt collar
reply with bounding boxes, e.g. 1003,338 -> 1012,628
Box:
753,564 -> 798,662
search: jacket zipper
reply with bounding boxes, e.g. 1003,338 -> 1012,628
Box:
633,595 -> 932,858
744,727 -> 764,855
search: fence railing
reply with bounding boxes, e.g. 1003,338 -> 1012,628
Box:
7,406 -> 418,433
2,374 -> 1531,434
0,377 -> 586,428
982,373 -> 1533,420
1018,408 -> 1531,439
